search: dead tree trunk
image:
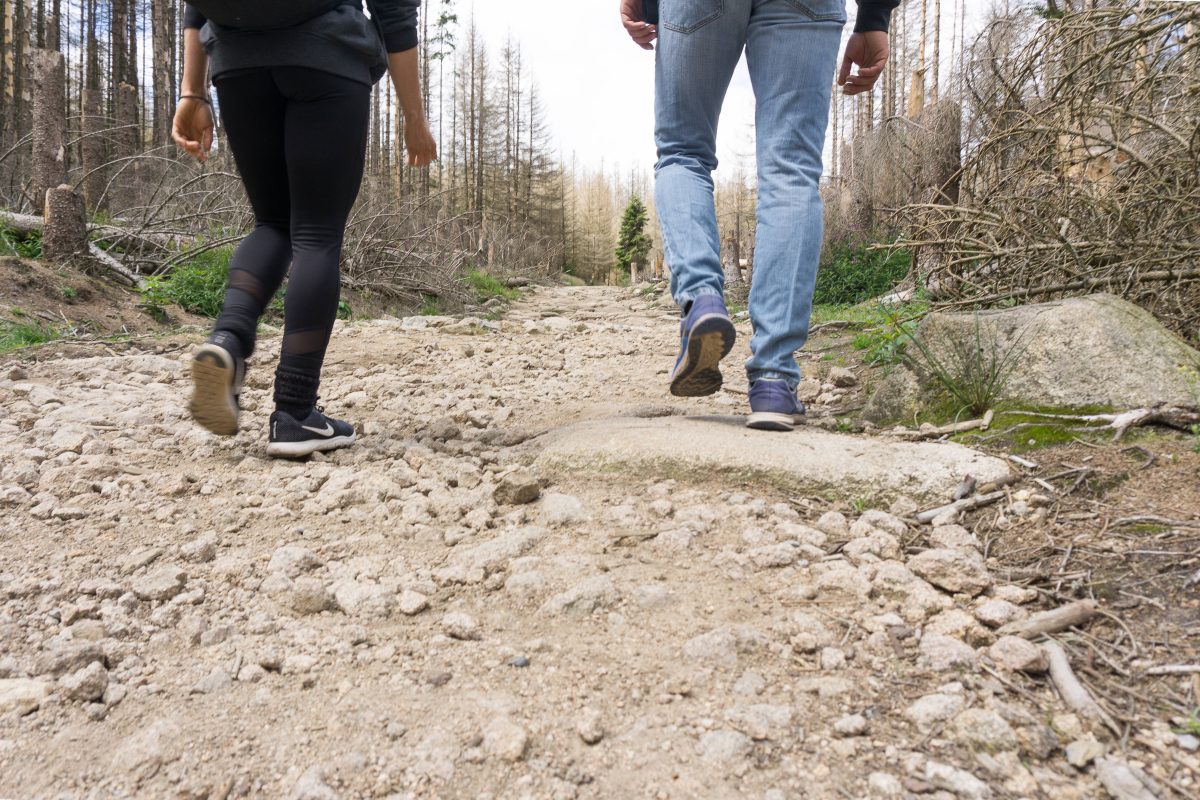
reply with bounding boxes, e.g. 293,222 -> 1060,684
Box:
113,81 -> 141,213
151,0 -> 174,148
31,47 -> 67,212
42,184 -> 88,259
81,87 -> 106,210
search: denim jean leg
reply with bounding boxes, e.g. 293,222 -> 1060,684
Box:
744,0 -> 845,388
654,0 -> 751,309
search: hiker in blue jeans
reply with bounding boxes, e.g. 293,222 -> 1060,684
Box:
620,0 -> 898,431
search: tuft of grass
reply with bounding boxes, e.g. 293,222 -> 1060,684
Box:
59,285 -> 78,300
139,247 -> 233,318
815,241 -> 912,306
902,314 -> 1029,418
420,294 -> 443,316
1,227 -> 43,259
0,320 -> 60,353
465,270 -> 519,304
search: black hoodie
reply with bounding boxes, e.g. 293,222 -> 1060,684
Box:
643,0 -> 900,32
183,1 -> 418,85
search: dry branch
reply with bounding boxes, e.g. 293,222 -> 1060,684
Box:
1042,640 -> 1121,737
999,600 -> 1097,639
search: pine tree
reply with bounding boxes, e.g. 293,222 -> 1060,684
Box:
614,195 -> 652,276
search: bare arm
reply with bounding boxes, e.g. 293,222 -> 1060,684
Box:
172,27 -> 214,161
388,48 -> 437,167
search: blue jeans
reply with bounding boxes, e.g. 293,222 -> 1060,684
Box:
654,0 -> 846,389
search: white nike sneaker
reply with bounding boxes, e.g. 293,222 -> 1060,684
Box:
266,405 -> 356,459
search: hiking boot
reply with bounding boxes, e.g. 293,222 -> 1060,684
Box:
189,331 -> 245,436
669,294 -> 737,397
266,405 -> 356,458
746,378 -> 806,432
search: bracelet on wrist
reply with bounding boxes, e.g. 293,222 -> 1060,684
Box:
180,94 -> 212,105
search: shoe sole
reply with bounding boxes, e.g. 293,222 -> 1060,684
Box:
669,314 -> 737,397
266,434 -> 357,459
746,412 -> 804,432
189,344 -> 239,436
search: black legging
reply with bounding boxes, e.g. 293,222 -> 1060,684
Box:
211,66 -> 370,414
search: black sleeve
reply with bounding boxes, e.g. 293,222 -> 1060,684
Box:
855,0 -> 900,33
183,3 -> 206,29
366,0 -> 419,53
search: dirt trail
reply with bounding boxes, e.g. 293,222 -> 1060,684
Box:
0,286 -> 1176,799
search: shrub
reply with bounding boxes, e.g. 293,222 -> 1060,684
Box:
1,228 -> 43,259
815,242 -> 911,306
0,320 -> 58,353
465,270 -> 519,303
139,247 -> 233,318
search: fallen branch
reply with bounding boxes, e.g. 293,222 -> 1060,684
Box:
1043,640 -> 1122,737
87,243 -> 144,288
1008,454 -> 1039,469
889,414 -> 992,440
998,600 -> 1097,639
1006,406 -> 1200,441
1094,757 -> 1163,800
1144,664 -> 1200,676
915,490 -> 1007,523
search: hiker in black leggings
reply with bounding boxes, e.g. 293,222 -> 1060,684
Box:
172,1 -> 435,458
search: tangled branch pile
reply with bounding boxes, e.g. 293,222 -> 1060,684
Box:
911,5 -> 1200,343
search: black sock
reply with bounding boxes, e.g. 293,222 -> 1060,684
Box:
273,355 -> 322,419
207,329 -> 245,361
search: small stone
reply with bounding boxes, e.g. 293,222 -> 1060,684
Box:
268,545 -> 323,578
111,719 -> 180,783
398,589 -> 429,616
733,670 -> 766,696
867,772 -> 904,798
632,584 -> 669,609
290,578 -> 333,616
820,647 -> 847,671
908,549 -> 992,596
974,598 -> 1025,628
282,655 -> 317,675
829,366 -> 858,387
494,469 -> 541,505
815,511 -> 849,538
60,662 -> 109,702
905,693 -> 966,731
952,708 -> 1019,752
131,565 -> 187,602
991,584 -> 1039,605
289,764 -> 338,800
121,547 -> 163,575
1176,734 -> 1200,752
442,611 -> 481,640
191,667 -> 232,695
541,492 -> 588,525
238,664 -> 267,684
331,580 -> 395,619
423,669 -> 452,686
180,533 -> 218,563
538,575 -> 619,617
697,730 -> 752,763
577,708 -> 604,745
1065,735 -> 1106,768
749,543 -> 799,568
918,633 -> 979,671
482,716 -> 529,762
833,713 -> 869,737
507,656 -> 530,668
0,678 -> 52,716
929,524 -> 982,553
987,636 -> 1048,673
924,761 -> 991,800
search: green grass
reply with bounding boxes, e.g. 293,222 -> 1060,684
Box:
815,241 -> 912,306
420,295 -> 443,316
1,228 -> 43,259
140,246 -> 234,318
0,320 -> 60,354
465,270 -> 519,304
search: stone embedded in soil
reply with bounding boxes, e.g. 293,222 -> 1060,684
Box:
442,612 -> 481,641
905,692 -> 966,731
919,633 -> 979,671
289,764 -> 339,800
988,636 -> 1048,673
541,492 -> 588,525
576,708 -> 604,745
1065,735 -> 1106,768
493,469 -> 541,506
974,599 -> 1026,628
833,714 -> 870,738
907,549 -> 993,597
0,678 -> 52,716
538,575 -> 619,617
268,545 -> 323,578
697,730 -> 752,764
289,578 -> 333,616
533,417 -> 1010,503
397,589 -> 430,616
924,760 -> 992,800
60,662 -> 108,702
482,716 -> 529,762
131,565 -> 187,602
952,708 -> 1019,752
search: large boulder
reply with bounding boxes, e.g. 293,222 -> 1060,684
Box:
865,294 -> 1200,422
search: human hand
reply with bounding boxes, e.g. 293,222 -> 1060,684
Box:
620,0 -> 657,50
171,97 -> 214,162
838,31 -> 889,96
405,121 -> 438,167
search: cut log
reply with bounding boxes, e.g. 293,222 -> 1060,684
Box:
42,185 -> 88,260
31,49 -> 67,212
998,600 -> 1097,639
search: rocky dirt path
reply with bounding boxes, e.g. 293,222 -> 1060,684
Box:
0,286 -> 1173,799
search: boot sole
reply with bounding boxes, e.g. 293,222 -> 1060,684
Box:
189,344 -> 239,436
266,434 -> 357,459
669,314 -> 737,397
746,411 -> 804,432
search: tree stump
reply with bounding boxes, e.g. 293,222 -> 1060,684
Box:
31,49 -> 67,213
42,185 -> 89,260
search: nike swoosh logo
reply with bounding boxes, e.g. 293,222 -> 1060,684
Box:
301,423 -> 335,437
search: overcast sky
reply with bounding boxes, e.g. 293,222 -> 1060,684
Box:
468,1 -> 989,176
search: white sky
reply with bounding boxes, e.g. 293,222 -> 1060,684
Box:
469,0 -> 990,175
